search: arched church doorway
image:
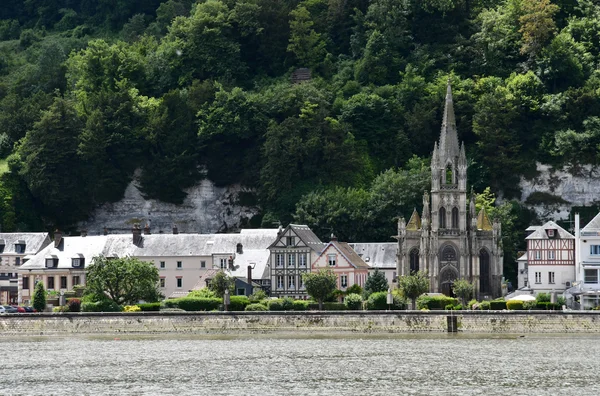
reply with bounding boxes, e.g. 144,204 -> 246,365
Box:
479,249 -> 491,295
439,244 -> 458,296
440,267 -> 458,297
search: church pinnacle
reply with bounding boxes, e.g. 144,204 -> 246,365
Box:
438,80 -> 460,164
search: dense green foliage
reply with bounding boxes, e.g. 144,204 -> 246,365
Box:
163,297 -> 221,311
0,0 -> 598,286
208,270 -> 235,298
32,281 -> 46,312
229,295 -> 250,311
245,303 -> 268,311
303,269 -> 337,309
416,295 -> 458,310
363,268 -> 389,298
506,300 -> 524,310
490,299 -> 508,310
344,293 -> 363,310
452,279 -> 475,306
366,291 -> 406,310
397,271 -> 430,310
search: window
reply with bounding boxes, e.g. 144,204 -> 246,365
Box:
591,245 -> 600,255
276,275 -> 284,290
15,244 -> 25,254
535,272 -> 542,284
548,272 -> 555,284
451,207 -> 459,229
220,258 -> 227,269
47,277 -> 55,290
288,275 -> 295,290
479,249 -> 490,294
286,236 -> 295,246
288,254 -> 295,267
445,165 -> 453,184
548,251 -> 555,260
439,207 -> 447,229
340,275 -> 348,288
237,288 -> 246,296
524,279 -> 528,287
15,257 -> 20,266
442,245 -> 457,262
328,254 -> 336,267
45,258 -> 54,268
201,261 -> 206,269
160,261 -> 166,269
176,278 -> 182,288
298,276 -> 304,290
299,254 -> 307,268
177,261 -> 182,269
22,276 -> 29,290
410,249 -> 419,273
60,276 -> 67,289
236,243 -> 243,254
72,276 -> 80,286
534,251 -> 541,260
276,254 -> 284,268
585,269 -> 598,284
160,278 -> 165,288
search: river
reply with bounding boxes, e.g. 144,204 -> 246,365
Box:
1,334 -> 598,395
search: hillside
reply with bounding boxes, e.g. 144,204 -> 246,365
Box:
0,0 -> 599,282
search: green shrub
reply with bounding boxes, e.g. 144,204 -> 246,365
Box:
345,284 -> 363,296
67,298 -> 81,313
416,295 -> 458,310
124,305 -> 141,312
453,304 -> 463,310
187,289 -> 216,298
344,293 -> 363,310
248,289 -> 268,303
267,299 -> 285,311
292,300 -> 309,311
506,300 -> 524,310
445,304 -> 454,310
307,301 -> 347,310
479,301 -> 491,310
490,299 -> 507,310
53,306 -> 69,312
245,303 -> 268,311
557,296 -> 566,306
523,300 -> 536,310
229,296 -> 250,311
81,300 -> 122,312
536,293 -> 551,303
467,299 -> 478,310
137,302 -> 161,311
536,302 -> 561,310
366,291 -> 406,310
163,297 -> 221,311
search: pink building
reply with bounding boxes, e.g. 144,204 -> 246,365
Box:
312,236 -> 370,293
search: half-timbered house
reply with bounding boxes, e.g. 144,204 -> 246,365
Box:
526,221 -> 575,294
268,224 -> 324,299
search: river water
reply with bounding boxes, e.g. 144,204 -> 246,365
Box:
1,334 -> 598,395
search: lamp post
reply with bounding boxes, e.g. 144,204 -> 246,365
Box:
224,288 -> 230,312
386,288 -> 393,311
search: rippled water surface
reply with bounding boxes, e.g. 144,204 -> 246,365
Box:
1,334 -> 599,395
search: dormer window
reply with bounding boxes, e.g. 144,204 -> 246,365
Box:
286,236 -> 295,246
15,241 -> 26,254
236,243 -> 243,254
72,255 -> 85,268
45,256 -> 58,268
546,229 -> 555,238
0,239 -> 4,253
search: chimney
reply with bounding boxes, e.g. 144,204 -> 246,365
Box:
330,233 -> 337,242
247,265 -> 252,285
103,227 -> 108,236
132,224 -> 142,245
237,243 -> 243,254
143,223 -> 151,235
173,224 -> 179,235
54,229 -> 62,248
81,230 -> 87,237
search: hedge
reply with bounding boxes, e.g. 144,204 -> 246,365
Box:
292,300 -> 309,311
366,292 -> 406,310
137,302 -> 161,311
268,298 -> 295,311
536,302 -> 561,310
307,302 -> 347,310
245,303 -> 268,311
344,293 -> 363,310
81,300 -> 122,312
163,297 -> 221,311
506,300 -> 524,310
490,299 -> 507,310
416,295 -> 458,310
229,296 -> 250,311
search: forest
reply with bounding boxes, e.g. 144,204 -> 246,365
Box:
0,0 -> 599,282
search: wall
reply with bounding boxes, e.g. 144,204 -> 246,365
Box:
78,174 -> 257,235
3,311 -> 600,335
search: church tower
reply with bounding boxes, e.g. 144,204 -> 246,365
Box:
396,81 -> 503,299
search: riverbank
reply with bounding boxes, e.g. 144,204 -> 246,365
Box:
2,311 -> 600,335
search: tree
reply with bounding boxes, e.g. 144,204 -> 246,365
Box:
397,271 -> 429,310
303,269 -> 337,310
208,270 -> 235,298
287,6 -> 327,68
363,268 -> 389,298
85,256 -> 160,306
32,280 -> 46,312
452,279 -> 475,307
519,0 -> 559,63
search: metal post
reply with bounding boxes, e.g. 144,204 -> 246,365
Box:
386,288 -> 393,311
223,289 -> 230,312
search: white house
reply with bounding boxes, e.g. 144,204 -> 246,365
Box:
575,213 -> 600,309
526,221 -> 575,295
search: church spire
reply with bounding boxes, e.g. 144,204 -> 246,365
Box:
439,80 -> 460,164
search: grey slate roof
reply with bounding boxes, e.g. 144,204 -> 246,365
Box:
289,224 -> 324,252
582,212 -> 600,232
350,243 -> 398,269
19,235 -> 107,270
231,249 -> 270,279
0,233 -> 50,255
525,221 -> 574,240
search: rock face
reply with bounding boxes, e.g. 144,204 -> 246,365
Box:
519,163 -> 600,220
78,177 -> 257,235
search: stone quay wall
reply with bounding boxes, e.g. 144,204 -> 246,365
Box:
2,311 -> 600,336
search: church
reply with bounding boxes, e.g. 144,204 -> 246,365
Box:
396,82 -> 504,299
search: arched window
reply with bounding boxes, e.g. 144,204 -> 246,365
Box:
442,245 -> 457,262
445,165 -> 453,184
409,248 -> 419,273
479,249 -> 490,294
439,207 -> 446,229
451,207 -> 459,229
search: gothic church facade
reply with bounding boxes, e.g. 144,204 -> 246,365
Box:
396,83 -> 503,299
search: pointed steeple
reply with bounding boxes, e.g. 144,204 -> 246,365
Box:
406,208 -> 422,231
431,141 -> 439,168
439,80 -> 460,164
458,142 -> 466,166
477,209 -> 493,231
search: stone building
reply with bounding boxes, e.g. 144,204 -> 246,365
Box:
396,82 -> 504,299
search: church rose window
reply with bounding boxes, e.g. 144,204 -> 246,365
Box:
442,245 -> 456,261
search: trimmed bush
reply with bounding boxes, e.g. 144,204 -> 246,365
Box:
124,305 -> 141,312
268,299 -> 285,311
53,306 -> 69,312
307,302 -> 347,310
81,300 -> 122,312
137,302 -> 161,311
229,296 -> 250,311
506,300 -> 524,310
344,293 -> 363,310
366,292 -> 406,310
536,302 -> 561,310
490,299 -> 507,310
479,301 -> 491,310
523,300 -> 536,310
467,299 -> 478,310
292,300 -> 309,311
536,293 -> 551,303
163,297 -> 221,311
416,295 -> 458,310
67,298 -> 81,313
245,303 -> 268,311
